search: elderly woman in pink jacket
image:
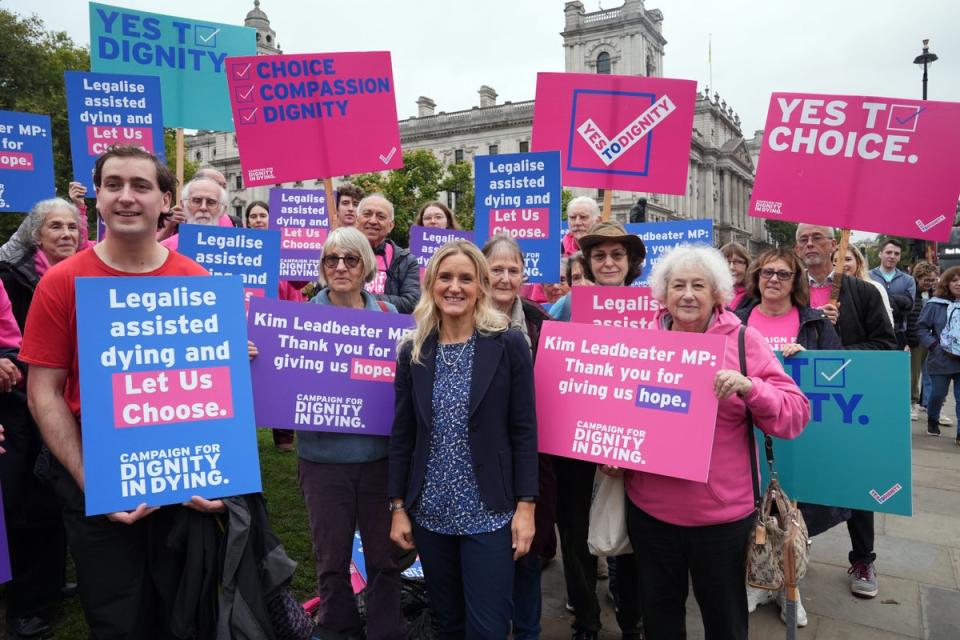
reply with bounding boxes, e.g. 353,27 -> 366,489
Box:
625,245 -> 810,640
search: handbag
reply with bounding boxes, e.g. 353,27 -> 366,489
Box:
738,326 -> 811,591
587,471 -> 633,557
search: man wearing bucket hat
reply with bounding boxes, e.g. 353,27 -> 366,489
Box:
549,221 -> 645,640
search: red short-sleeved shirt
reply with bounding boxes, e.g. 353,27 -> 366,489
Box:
19,248 -> 207,419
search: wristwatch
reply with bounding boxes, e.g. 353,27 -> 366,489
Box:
388,501 -> 406,512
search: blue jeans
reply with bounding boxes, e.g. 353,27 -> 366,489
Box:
511,552 -> 541,639
927,373 -> 960,423
412,522 -> 514,639
922,361 -> 933,406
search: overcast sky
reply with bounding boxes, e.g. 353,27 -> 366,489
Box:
6,0 -> 959,136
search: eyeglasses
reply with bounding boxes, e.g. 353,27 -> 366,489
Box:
188,197 -> 220,209
759,268 -> 794,282
590,250 -> 628,263
322,254 -> 361,269
727,258 -> 747,267
797,234 -> 828,245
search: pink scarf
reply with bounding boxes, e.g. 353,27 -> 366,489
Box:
561,232 -> 580,257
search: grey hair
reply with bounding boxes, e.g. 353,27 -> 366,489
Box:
28,198 -> 82,246
649,245 -> 734,305
566,195 -> 600,219
357,193 -> 394,221
317,226 -> 378,286
481,233 -> 524,265
795,223 -> 836,241
181,177 -> 228,210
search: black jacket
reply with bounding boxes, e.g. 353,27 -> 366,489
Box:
0,251 -> 40,334
735,300 -> 842,351
377,239 -> 421,314
831,274 -> 897,350
389,328 -> 539,512
906,282 -> 931,348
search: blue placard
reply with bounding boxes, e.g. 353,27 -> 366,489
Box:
624,219 -> 713,286
351,531 -> 423,582
89,3 -> 256,131
761,351 -> 912,516
76,275 -> 262,516
408,225 -> 476,270
0,111 -> 55,213
177,226 -> 281,302
474,151 -> 562,283
65,71 -> 166,192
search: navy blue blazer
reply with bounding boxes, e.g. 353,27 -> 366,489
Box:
388,328 -> 539,513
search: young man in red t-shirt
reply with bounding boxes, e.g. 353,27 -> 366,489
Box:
19,146 -> 219,638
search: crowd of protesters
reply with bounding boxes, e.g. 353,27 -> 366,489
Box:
0,146 -> 943,640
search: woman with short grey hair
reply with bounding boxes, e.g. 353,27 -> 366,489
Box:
0,197 -> 84,331
626,244 -> 809,639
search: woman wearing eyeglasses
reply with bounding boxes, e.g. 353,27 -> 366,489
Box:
733,247 -> 840,627
298,226 -> 404,640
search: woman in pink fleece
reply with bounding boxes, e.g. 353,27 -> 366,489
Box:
626,245 -> 810,640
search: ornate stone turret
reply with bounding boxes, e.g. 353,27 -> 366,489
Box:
245,1 -> 281,55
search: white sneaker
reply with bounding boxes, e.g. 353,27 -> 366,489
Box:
911,405 -> 921,421
746,585 -> 775,613
939,415 -> 953,427
776,588 -> 808,628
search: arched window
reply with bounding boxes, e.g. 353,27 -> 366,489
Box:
597,51 -> 611,75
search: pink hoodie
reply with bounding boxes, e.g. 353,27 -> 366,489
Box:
625,306 -> 810,526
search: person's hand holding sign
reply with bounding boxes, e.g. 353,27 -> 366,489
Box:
184,496 -> 226,514
713,370 -> 753,401
107,503 -> 158,525
0,358 -> 22,392
781,343 -> 807,358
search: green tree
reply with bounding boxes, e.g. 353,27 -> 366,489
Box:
0,8 -> 90,239
164,129 -> 198,187
764,220 -> 799,247
354,149 -> 444,245
439,161 -> 474,230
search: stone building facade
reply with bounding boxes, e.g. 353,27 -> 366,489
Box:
186,0 -> 770,250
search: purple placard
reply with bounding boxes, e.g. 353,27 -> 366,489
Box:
0,489 -> 11,584
268,188 -> 330,282
247,297 -> 414,434
408,225 -> 476,272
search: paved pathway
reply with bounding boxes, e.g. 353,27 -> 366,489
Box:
539,402 -> 960,639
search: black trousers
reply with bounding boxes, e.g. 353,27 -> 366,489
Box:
847,509 -> 876,564
47,457 -> 169,640
552,455 -> 641,635
627,501 -> 753,640
0,391 -> 65,621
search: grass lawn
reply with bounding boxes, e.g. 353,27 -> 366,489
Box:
38,429 -> 314,639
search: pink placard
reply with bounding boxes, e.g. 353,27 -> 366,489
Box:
531,73 -> 696,193
570,286 -> 662,330
535,321 -> 724,482
85,126 -> 154,155
226,52 -> 403,186
0,151 -> 34,171
111,366 -> 234,428
750,93 -> 960,242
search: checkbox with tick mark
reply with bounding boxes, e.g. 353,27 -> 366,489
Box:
813,357 -> 850,388
887,104 -> 923,133
234,85 -> 255,104
238,108 -> 258,125
194,26 -> 220,48
232,63 -> 252,81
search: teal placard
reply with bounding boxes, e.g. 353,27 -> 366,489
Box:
89,2 -> 256,131
760,351 -> 912,516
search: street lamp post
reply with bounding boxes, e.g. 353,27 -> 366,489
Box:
912,39 -> 939,262
913,39 -> 938,101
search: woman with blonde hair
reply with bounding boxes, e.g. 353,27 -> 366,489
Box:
388,240 -> 538,638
